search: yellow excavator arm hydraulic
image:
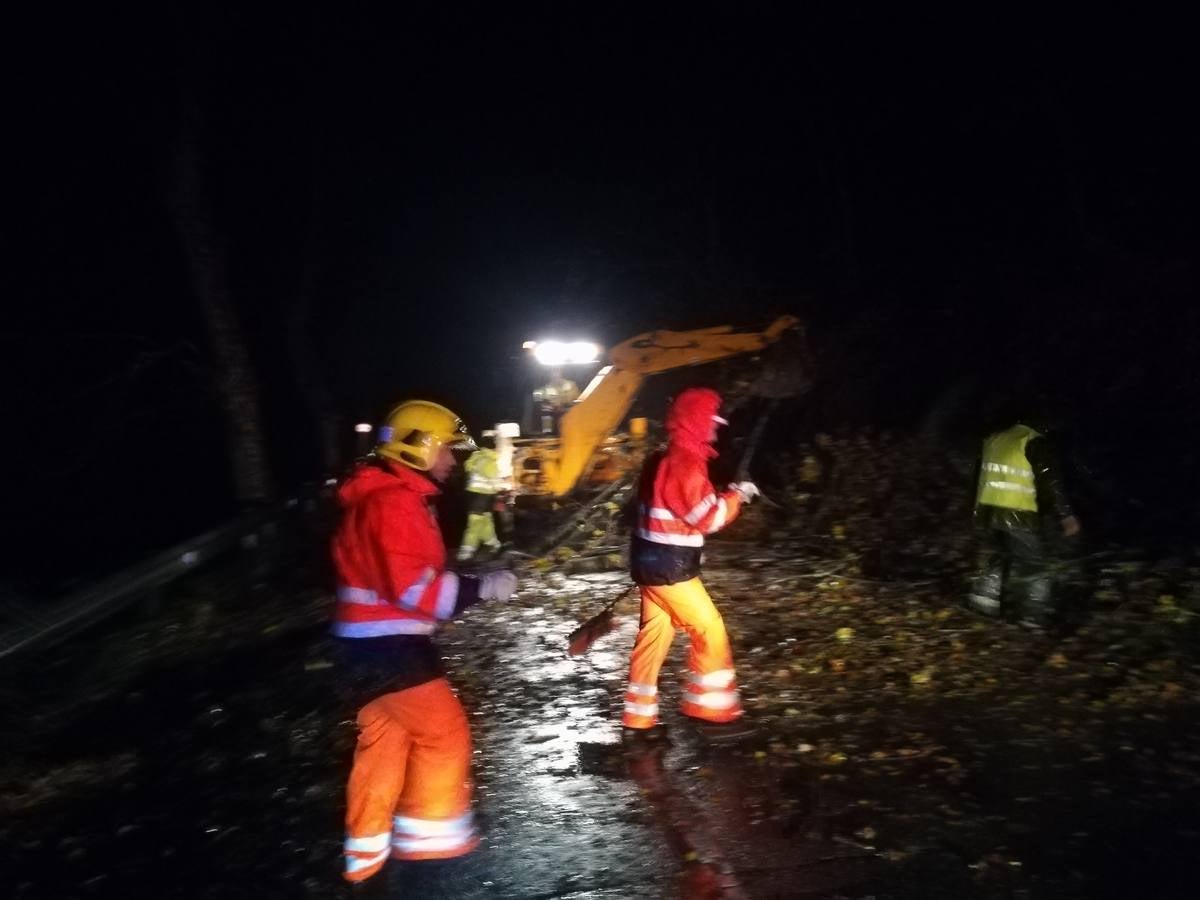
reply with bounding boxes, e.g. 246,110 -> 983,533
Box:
542,315 -> 801,496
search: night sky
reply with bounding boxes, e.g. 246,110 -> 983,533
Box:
4,6 -> 1197,589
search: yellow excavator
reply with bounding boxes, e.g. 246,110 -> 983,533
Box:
510,315 -> 804,499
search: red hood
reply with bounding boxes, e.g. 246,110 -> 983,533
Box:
666,387 -> 722,458
337,459 -> 439,508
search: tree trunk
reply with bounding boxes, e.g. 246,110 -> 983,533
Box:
287,249 -> 342,475
168,102 -> 274,505
285,2 -> 342,477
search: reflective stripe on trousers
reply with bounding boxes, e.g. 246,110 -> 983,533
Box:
623,578 -> 744,728
623,681 -> 659,729
342,678 -> 477,882
392,811 -> 476,857
680,667 -> 742,719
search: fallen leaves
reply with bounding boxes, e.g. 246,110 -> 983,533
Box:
909,668 -> 934,686
478,428 -> 1200,891
630,428 -> 1200,886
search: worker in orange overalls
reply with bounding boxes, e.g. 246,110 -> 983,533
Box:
331,400 -> 519,883
622,387 -> 759,738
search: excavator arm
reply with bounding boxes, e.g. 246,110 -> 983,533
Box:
545,315 -> 801,496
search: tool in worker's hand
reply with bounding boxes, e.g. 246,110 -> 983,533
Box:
732,399 -> 783,509
736,399 -> 778,482
729,327 -> 811,507
567,585 -> 638,656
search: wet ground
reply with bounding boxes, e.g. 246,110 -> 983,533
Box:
4,500 -> 1200,898
0,545 -> 878,899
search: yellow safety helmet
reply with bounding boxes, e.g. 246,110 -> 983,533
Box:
376,400 -> 476,471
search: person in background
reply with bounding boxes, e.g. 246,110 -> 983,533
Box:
458,431 -> 508,561
968,416 -> 1081,630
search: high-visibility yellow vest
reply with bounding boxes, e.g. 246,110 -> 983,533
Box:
976,424 -> 1041,512
465,449 -> 503,494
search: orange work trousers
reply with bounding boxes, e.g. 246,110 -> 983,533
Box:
343,677 -> 479,882
622,577 -> 744,729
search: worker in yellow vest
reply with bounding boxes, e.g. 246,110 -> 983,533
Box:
457,433 -> 509,561
968,421 -> 1081,628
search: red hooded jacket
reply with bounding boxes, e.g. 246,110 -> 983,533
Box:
630,388 -> 742,585
330,460 -> 463,638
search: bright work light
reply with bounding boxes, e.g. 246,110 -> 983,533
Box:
528,339 -> 600,366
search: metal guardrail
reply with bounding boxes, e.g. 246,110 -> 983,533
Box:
0,492 -> 326,661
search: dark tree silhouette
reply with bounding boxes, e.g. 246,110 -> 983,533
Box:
167,85 -> 274,504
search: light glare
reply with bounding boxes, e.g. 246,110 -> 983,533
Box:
568,341 -> 599,364
531,339 -> 600,366
533,340 -> 569,366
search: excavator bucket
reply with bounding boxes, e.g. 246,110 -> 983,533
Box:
728,324 -> 815,482
744,324 -> 814,400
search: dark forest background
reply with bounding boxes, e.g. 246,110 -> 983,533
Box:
3,5 -> 1195,593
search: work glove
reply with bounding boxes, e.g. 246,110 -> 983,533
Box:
479,570 -> 518,602
730,481 -> 760,504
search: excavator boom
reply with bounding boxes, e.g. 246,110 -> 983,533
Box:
608,315 -> 799,374
539,315 -> 802,497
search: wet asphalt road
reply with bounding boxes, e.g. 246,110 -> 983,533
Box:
1,552 -> 880,899
24,522 -> 1200,899
424,570 -> 880,899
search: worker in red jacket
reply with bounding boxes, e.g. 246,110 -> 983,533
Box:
622,387 -> 759,737
331,400 -> 518,883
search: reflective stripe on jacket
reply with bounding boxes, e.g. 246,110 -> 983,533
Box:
976,424 -> 1042,512
331,460 -> 461,638
630,446 -> 742,585
465,448 -> 504,495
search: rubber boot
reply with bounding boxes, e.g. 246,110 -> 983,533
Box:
690,718 -> 758,744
